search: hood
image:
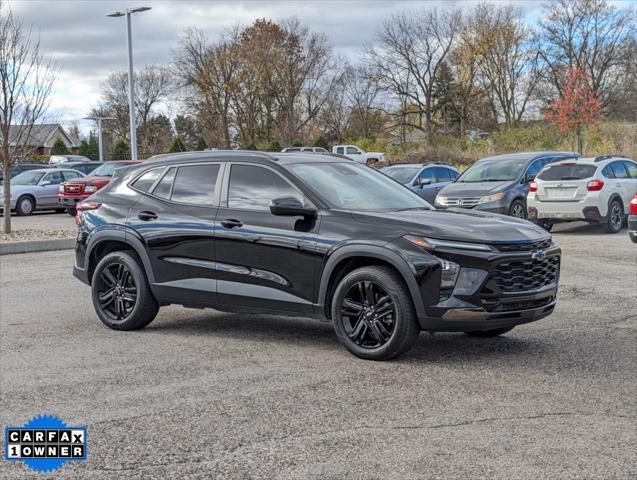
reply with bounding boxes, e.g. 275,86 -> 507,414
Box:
439,181 -> 512,197
352,208 -> 549,244
64,175 -> 110,185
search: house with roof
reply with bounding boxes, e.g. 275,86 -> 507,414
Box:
0,124 -> 80,159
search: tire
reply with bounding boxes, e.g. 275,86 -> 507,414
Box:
464,327 -> 514,337
605,199 -> 623,233
509,200 -> 527,219
91,251 -> 159,331
54,208 -> 66,213
331,266 -> 420,360
15,196 -> 35,216
67,208 -> 77,216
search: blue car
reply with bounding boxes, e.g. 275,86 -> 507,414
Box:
381,163 -> 460,204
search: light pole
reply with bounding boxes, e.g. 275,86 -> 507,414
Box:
107,6 -> 151,161
84,116 -> 115,161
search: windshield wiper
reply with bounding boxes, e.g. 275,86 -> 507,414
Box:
395,207 -> 430,212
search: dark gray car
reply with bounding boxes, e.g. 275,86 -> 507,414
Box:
381,163 -> 460,204
434,152 -> 579,218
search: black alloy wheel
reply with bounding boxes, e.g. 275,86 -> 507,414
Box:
509,200 -> 527,219
606,200 -> 623,233
340,280 -> 396,349
96,262 -> 137,322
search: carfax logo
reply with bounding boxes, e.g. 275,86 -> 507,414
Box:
4,415 -> 87,474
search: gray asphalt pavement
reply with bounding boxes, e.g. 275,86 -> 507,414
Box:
0,223 -> 635,479
0,210 -> 76,231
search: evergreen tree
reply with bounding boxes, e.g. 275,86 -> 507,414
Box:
195,136 -> 208,151
50,138 -> 69,155
113,139 -> 131,160
168,136 -> 187,153
246,142 -> 258,150
268,140 -> 282,152
78,132 -> 100,160
313,136 -> 330,150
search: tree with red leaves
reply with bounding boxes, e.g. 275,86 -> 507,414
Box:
545,67 -> 602,154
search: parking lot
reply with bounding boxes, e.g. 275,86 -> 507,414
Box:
0,215 -> 635,479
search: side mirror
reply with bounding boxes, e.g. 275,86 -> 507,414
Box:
269,196 -> 316,217
414,177 -> 432,186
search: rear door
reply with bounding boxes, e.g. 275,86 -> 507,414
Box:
621,161 -> 637,210
127,163 -> 223,306
214,162 -> 318,313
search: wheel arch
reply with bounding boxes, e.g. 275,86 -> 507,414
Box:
318,245 -> 426,320
85,229 -> 155,285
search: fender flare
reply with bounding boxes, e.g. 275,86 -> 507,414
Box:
317,244 -> 426,318
85,227 -> 155,284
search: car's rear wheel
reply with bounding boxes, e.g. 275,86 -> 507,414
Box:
509,200 -> 526,219
91,251 -> 159,330
464,327 -> 514,337
605,199 -> 623,233
332,266 -> 420,360
15,196 -> 34,216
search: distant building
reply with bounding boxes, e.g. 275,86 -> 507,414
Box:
0,123 -> 80,159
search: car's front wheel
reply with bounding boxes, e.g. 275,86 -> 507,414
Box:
91,251 -> 159,330
509,200 -> 527,219
15,196 -> 34,216
332,266 -> 420,360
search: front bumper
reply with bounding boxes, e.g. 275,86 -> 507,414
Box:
413,242 -> 560,332
59,195 -> 90,208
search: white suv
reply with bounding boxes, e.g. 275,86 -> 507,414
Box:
527,155 -> 637,233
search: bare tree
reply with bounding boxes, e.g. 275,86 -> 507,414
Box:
0,1 -> 57,233
345,66 -> 381,140
464,3 -> 539,126
366,7 -> 462,142
537,0 -> 634,109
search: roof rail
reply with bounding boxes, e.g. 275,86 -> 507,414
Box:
593,154 -> 626,162
387,161 -> 454,167
146,150 -> 278,162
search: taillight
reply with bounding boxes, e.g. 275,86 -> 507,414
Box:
75,201 -> 101,225
586,179 -> 604,191
529,182 -> 538,192
630,195 -> 637,215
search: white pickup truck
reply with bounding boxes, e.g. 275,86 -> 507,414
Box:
332,145 -> 385,164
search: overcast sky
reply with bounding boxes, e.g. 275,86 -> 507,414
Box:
7,0 -> 634,135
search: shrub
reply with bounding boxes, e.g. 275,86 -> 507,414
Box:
50,138 -> 69,156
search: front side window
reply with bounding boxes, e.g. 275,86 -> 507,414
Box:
44,171 -> 64,185
417,167 -> 436,183
434,167 -> 452,183
336,147 -> 344,154
170,164 -> 219,205
228,164 -> 300,210
288,162 -> 430,211
525,160 -> 543,179
346,147 -> 360,155
62,171 -> 81,180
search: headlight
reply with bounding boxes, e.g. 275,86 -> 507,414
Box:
439,258 -> 460,289
435,195 -> 446,205
404,235 -> 493,252
58,184 -> 64,193
478,192 -> 504,204
84,185 -> 98,193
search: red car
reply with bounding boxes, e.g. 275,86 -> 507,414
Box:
59,161 -> 141,215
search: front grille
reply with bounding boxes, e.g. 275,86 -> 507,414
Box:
494,239 -> 552,252
438,196 -> 481,207
64,183 -> 84,194
493,256 -> 559,292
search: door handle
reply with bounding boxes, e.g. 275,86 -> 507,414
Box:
137,211 -> 158,221
221,218 -> 243,228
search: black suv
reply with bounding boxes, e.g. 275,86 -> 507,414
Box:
73,152 -> 561,360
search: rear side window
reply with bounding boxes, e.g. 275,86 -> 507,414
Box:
170,164 -> 220,205
622,161 -> 637,179
538,164 -> 597,181
152,167 -> 176,199
228,164 -> 300,210
132,168 -> 164,192
602,165 -> 615,178
609,161 -> 628,179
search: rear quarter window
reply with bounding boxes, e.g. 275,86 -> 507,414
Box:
132,168 -> 164,192
538,164 -> 597,181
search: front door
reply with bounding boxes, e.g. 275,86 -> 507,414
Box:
214,163 -> 318,314
127,163 -> 222,306
39,171 -> 65,207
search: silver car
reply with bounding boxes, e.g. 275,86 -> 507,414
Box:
0,168 -> 84,215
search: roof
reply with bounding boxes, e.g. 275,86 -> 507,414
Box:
145,150 -> 351,167
478,151 -> 579,163
0,124 -> 79,148
574,156 -> 634,165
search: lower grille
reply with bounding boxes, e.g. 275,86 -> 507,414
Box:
484,296 -> 554,312
493,256 -> 559,292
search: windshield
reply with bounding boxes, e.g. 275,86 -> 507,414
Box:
457,159 -> 526,182
91,162 -> 126,177
288,162 -> 431,211
11,171 -> 45,185
381,166 -> 420,184
537,164 -> 596,181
